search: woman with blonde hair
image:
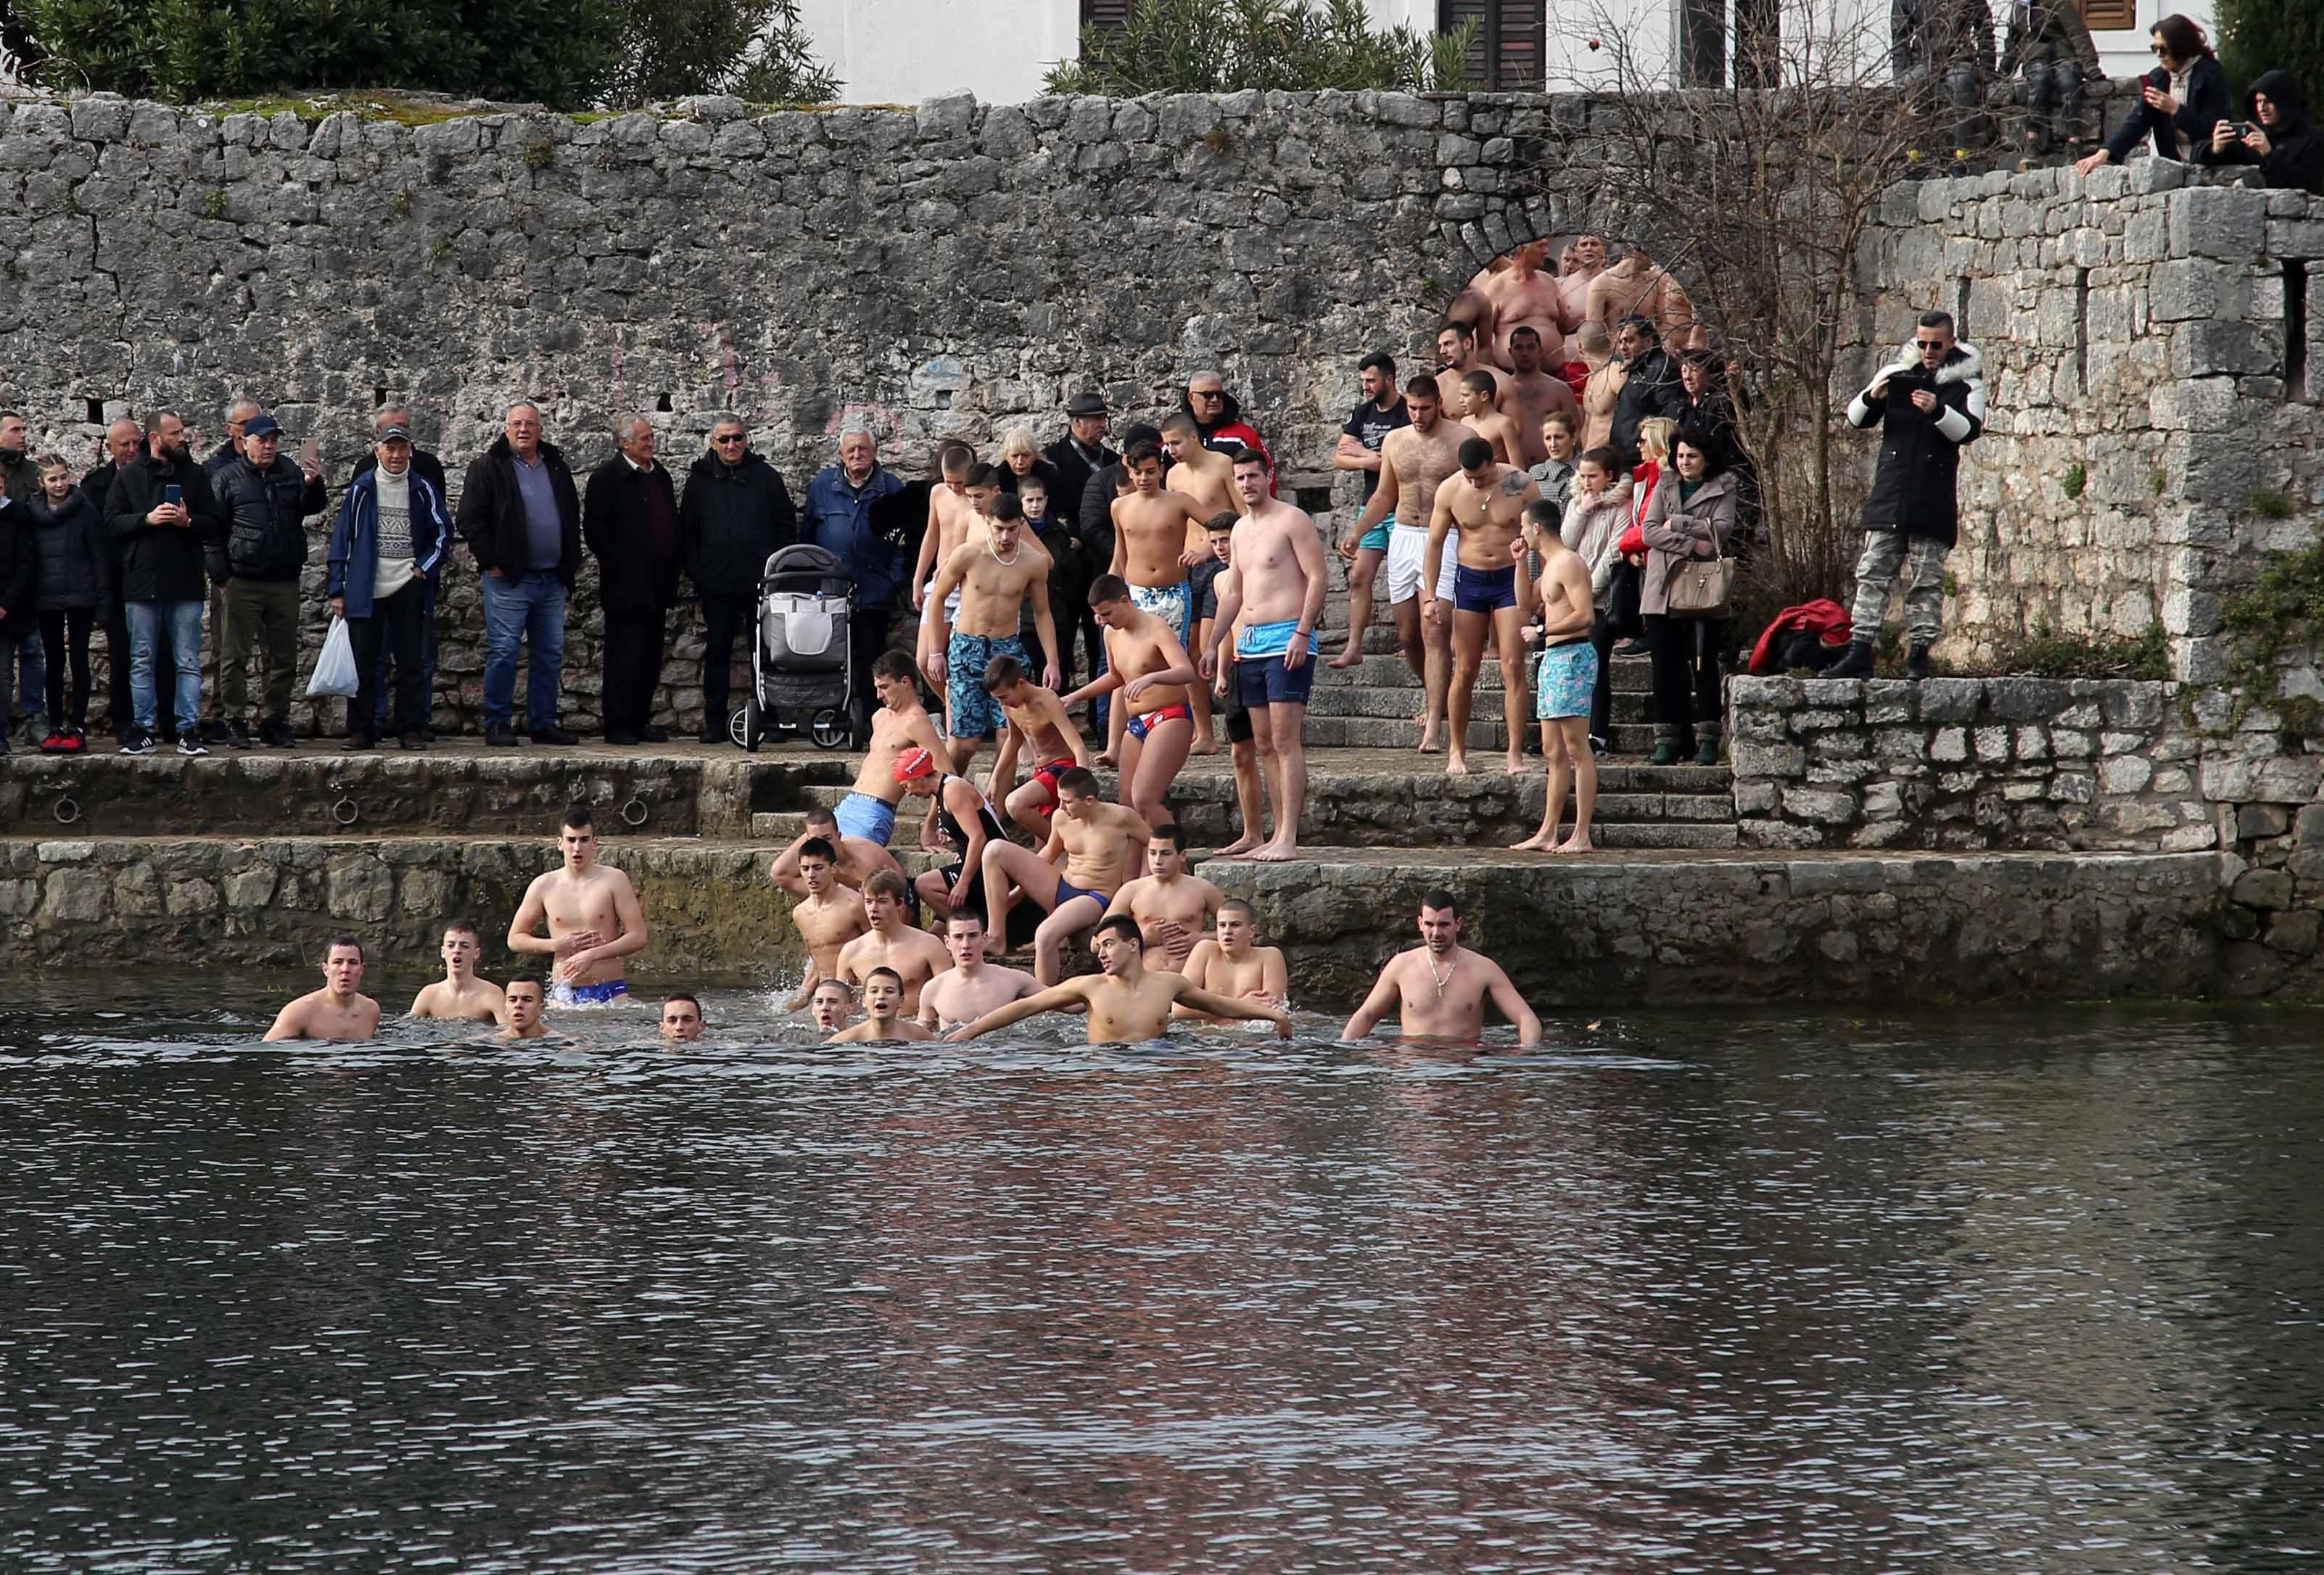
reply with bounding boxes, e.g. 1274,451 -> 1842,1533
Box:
1631,416 -> 1678,530
994,427 -> 1061,500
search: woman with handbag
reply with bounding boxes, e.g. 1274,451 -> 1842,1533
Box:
1639,427 -> 1739,766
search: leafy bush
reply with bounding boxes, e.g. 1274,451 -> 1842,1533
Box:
2217,0 -> 2324,104
1047,0 -> 1475,95
2218,537 -> 2324,736
1994,621 -> 2169,680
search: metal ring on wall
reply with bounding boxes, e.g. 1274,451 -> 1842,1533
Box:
51,795 -> 81,825
333,796 -> 360,827
619,796 -> 649,828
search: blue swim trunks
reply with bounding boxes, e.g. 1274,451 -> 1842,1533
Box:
1052,874 -> 1105,910
1129,578 -> 1194,642
551,978 -> 631,1006
1235,620 -> 1316,708
947,630 -> 1025,740
1357,521 -> 1392,553
1454,563 -> 1519,614
833,790 -> 897,846
1536,640 -> 1599,720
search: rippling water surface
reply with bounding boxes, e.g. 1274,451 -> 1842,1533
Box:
2,982 -> 2321,1572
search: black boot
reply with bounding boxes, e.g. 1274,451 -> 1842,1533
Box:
1827,639 -> 1875,679
1905,642 -> 1932,681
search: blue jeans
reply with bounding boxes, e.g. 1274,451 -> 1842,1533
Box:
482,571 -> 566,731
126,600 -> 203,736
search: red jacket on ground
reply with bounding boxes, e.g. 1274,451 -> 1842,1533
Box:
1748,599 -> 1853,674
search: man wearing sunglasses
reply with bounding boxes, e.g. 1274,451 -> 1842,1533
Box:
1178,371 -> 1274,481
1829,310 -> 1985,682
680,415 -> 796,743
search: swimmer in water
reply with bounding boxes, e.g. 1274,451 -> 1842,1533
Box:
506,804 -> 650,1006
263,934 -> 382,1041
659,993 -> 705,1043
1174,897 -> 1288,1022
825,967 -> 935,1043
808,977 -> 855,1036
946,914 -> 1290,1045
917,909 -> 1042,1033
408,917 -> 506,1023
494,975 -> 553,1041
1340,888 -> 1541,1046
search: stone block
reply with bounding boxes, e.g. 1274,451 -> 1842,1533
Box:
2233,868 -> 2295,909
2099,754 -> 2154,795
2167,186 -> 2267,260
2296,803 -> 2324,846
1917,679 -> 1981,723
2146,378 -> 2243,432
165,879 -> 220,916
41,869 -> 110,922
1784,788 -> 1859,825
2173,319 -> 2278,379
1731,741 -> 1805,779
2265,909 -> 2323,955
1931,727 -> 1969,762
2238,803 -> 2292,840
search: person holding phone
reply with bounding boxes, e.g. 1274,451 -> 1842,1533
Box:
2204,72 -> 2324,195
2074,15 -> 2228,178
102,410 -> 223,754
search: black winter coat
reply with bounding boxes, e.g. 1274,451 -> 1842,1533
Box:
28,489 -> 113,611
2105,57 -> 2230,165
679,450 -> 795,596
582,458 -> 682,614
1846,340 -> 1987,547
1042,434 -> 1116,531
457,437 -> 582,586
107,452 -> 226,603
0,498 -> 32,629
1611,348 -> 1688,468
2202,70 -> 2324,194
213,455 -> 325,582
1077,462 -> 1124,583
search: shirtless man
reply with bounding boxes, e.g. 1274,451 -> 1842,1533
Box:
1200,450 -> 1327,861
909,442 -> 977,617
1341,890 -> 1542,1047
780,835 -> 869,1010
831,650 -> 951,849
1111,441 -> 1217,766
825,966 -> 936,1043
1503,326 -> 1581,471
1344,377 -> 1474,753
1457,371 -> 1522,467
1434,320 -> 1510,413
1586,247 -> 1697,354
1067,575 -> 1200,832
1424,439 -> 1541,777
1161,412 -> 1238,523
946,914 -> 1291,1045
978,764 -> 1150,985
1101,823 -> 1224,973
1476,240 -> 1567,368
981,652 -> 1094,836
1175,898 -> 1289,1022
835,870 -> 949,1019
917,909 -> 1043,1033
1513,498 -> 1602,853
893,745 -> 1013,935
263,935 -> 382,1041
1558,234 -> 1608,331
770,806 -> 904,900
926,493 -> 1060,773
495,975 -> 552,1041
659,993 -> 706,1043
808,977 -> 854,1035
408,918 -> 506,1024
506,804 -> 651,1004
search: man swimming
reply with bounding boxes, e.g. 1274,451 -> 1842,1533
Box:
836,869 -> 951,1019
659,993 -> 706,1043
825,966 -> 936,1043
831,650 -> 950,849
781,835 -> 870,1011
495,974 -> 553,1041
1340,889 -> 1542,1046
1101,822 -> 1224,973
408,918 -> 506,1022
917,909 -> 1043,1033
263,934 -> 382,1041
945,914 -> 1291,1044
808,977 -> 855,1035
978,764 -> 1150,985
506,804 -> 651,1005
1176,897 -> 1289,1022
770,806 -> 904,901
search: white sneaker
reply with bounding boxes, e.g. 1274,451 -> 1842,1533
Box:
176,736 -> 209,756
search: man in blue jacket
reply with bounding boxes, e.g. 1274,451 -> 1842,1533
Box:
801,426 -> 908,739
328,424 -> 450,749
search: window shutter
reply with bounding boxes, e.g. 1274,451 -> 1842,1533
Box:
1081,0 -> 1132,33
2079,0 -> 2135,28
1438,0 -> 1547,89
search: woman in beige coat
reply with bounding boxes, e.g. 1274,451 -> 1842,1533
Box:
1638,426 -> 1739,766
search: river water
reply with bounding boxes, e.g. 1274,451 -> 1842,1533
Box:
1,984 -> 2320,1572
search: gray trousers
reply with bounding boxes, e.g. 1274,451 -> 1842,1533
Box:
1850,530 -> 1950,645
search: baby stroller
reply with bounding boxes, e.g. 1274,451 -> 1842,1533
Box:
735,544 -> 856,752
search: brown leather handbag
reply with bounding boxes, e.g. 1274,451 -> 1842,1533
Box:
1664,513 -> 1734,619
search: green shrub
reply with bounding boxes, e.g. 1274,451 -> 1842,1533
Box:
1995,621 -> 2169,680
2060,463 -> 2085,500
2249,488 -> 2296,520
2217,0 -> 2324,104
1048,0 -> 1475,95
2217,537 -> 2324,737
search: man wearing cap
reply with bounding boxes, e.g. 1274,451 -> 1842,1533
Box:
326,421 -> 451,749
211,411 -> 325,748
348,406 -> 451,742
1044,392 -> 1116,700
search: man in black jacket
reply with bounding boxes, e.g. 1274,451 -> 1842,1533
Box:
211,413 -> 325,747
350,405 -> 452,740
1609,317 -> 1688,469
680,414 -> 795,743
106,410 -> 226,754
1830,312 -> 1986,680
584,416 -> 683,746
458,402 -> 582,746
84,417 -> 147,742
1044,392 -> 1116,697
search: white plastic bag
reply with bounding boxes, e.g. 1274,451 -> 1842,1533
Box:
306,616 -> 359,698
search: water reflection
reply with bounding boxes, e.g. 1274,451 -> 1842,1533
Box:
1,989 -> 2319,1571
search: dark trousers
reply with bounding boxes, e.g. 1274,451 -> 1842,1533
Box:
602,606 -> 668,735
699,592 -> 754,721
1644,614 -> 1728,746
347,581 -> 431,739
39,608 -> 96,729
1589,613 -> 1619,743
104,583 -> 137,734
368,576 -> 438,732
851,608 -> 892,736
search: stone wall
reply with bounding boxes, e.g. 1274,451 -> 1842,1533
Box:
1850,162 -> 2324,679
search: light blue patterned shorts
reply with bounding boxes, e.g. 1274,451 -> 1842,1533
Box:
1536,641 -> 1598,721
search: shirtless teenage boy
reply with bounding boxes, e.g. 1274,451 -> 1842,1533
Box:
1176,898 -> 1289,1022
946,914 -> 1291,1045
825,966 -> 936,1043
836,870 -> 951,1018
809,977 -> 854,1035
780,835 -> 869,1010
1423,439 -> 1541,778
1067,575 -> 1200,832
1345,376 -> 1475,753
1504,327 -> 1581,471
408,918 -> 506,1023
1513,498 -> 1602,853
1341,889 -> 1542,1047
495,975 -> 552,1041
910,442 -> 976,617
926,492 -> 1060,774
770,806 -> 904,900
506,804 -> 651,1004
832,650 -> 951,849
1101,823 -> 1225,974
1458,371 -> 1522,468
981,653 -> 1094,836
264,935 -> 382,1042
917,909 -> 1042,1033
1106,441 -> 1211,765
979,764 -> 1150,985
1161,412 -> 1239,526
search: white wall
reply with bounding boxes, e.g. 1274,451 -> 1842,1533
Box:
796,0 -> 1078,105
2089,1 -> 2218,80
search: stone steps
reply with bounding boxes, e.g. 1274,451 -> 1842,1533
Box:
748,808 -> 1734,852
1298,715 -> 1673,752
1304,683 -> 1656,724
